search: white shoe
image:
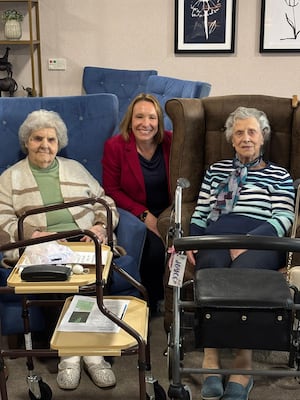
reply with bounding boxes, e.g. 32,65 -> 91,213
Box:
57,356 -> 81,390
83,356 -> 116,388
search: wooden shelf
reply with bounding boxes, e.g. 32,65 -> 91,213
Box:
0,0 -> 42,96
0,0 -> 38,3
0,39 -> 40,45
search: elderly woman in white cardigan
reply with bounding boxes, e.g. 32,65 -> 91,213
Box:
0,109 -> 117,390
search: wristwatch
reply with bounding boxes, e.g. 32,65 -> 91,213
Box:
96,222 -> 107,230
139,210 -> 149,222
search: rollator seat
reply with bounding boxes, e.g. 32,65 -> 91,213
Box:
194,268 -> 294,351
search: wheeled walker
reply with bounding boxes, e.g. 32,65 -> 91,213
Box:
166,180 -> 300,400
0,197 -> 166,400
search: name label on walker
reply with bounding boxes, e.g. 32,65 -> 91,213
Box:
168,253 -> 187,287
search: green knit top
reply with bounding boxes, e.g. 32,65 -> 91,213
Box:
30,159 -> 78,232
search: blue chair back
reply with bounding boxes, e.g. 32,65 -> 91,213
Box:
146,75 -> 212,131
83,66 -> 158,130
0,93 -> 118,183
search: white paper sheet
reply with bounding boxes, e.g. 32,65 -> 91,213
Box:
19,249 -> 109,269
57,295 -> 129,333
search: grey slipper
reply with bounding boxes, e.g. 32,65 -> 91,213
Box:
222,377 -> 253,400
201,376 -> 224,400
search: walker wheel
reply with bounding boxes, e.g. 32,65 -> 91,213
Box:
168,384 -> 192,400
180,385 -> 192,400
147,380 -> 167,400
28,380 -> 52,400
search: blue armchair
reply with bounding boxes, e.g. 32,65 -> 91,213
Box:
82,66 -> 212,131
0,267 -> 46,335
0,93 -> 146,336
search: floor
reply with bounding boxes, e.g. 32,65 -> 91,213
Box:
1,314 -> 300,399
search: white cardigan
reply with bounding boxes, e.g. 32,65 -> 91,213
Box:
0,156 -> 119,241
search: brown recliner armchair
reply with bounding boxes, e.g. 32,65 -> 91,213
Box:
158,94 -> 300,333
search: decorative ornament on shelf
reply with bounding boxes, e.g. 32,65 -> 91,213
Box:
2,9 -> 24,40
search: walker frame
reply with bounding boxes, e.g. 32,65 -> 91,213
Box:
166,181 -> 300,400
0,197 -> 166,400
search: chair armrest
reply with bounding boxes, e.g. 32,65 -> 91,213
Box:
157,202 -> 196,244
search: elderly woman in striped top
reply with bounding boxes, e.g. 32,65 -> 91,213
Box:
187,106 -> 295,400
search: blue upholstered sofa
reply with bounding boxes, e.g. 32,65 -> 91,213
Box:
82,66 -> 211,131
0,93 -> 146,335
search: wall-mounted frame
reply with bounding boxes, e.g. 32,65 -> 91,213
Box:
260,0 -> 300,53
175,0 -> 236,54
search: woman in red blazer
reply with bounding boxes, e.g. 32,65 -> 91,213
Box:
102,93 -> 172,314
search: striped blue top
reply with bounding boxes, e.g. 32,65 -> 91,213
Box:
190,160 -> 295,237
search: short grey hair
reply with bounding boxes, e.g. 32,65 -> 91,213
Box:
18,109 -> 68,154
224,106 -> 271,143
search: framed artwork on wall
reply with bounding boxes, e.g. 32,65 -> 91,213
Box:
174,0 -> 236,54
260,0 -> 300,52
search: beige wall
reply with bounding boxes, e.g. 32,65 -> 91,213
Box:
8,0 -> 300,98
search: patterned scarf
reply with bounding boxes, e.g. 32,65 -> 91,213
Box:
208,154 -> 262,222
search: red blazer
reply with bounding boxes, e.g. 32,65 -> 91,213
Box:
102,131 -> 172,217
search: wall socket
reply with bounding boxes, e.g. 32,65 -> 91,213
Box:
48,58 -> 67,70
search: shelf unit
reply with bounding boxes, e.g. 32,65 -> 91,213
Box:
0,0 -> 42,96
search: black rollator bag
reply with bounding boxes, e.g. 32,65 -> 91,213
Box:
194,268 -> 294,351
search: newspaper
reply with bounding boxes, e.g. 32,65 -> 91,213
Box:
57,295 -> 129,333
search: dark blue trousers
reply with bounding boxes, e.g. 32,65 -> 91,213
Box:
195,248 -> 285,270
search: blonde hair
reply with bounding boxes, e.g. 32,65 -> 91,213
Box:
119,93 -> 165,143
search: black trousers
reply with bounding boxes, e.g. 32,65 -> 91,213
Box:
140,229 -> 166,311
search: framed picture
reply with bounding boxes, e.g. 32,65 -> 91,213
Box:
260,0 -> 300,52
175,0 -> 236,54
